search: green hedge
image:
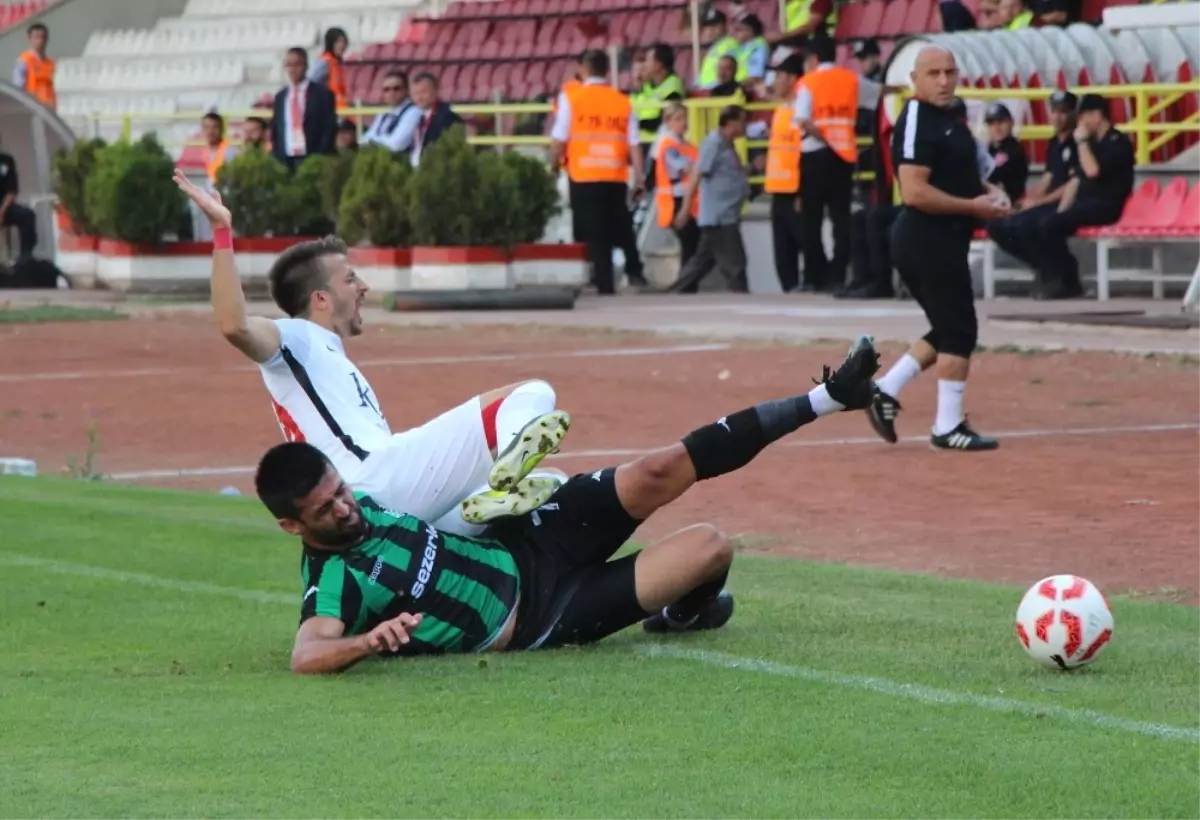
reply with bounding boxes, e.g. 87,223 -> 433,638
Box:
57,128 -> 561,249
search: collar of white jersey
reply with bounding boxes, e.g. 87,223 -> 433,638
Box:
306,319 -> 344,351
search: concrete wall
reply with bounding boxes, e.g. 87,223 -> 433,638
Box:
0,0 -> 189,68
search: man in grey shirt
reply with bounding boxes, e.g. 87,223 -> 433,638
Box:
666,105 -> 750,293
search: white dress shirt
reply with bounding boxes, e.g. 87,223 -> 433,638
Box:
283,80 -> 310,157
362,100 -> 423,153
550,77 -> 640,147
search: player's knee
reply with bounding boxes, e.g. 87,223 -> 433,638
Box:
939,324 -> 978,358
921,329 -> 940,351
693,523 -> 734,575
515,379 -> 556,403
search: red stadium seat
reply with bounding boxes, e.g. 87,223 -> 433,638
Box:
878,0 -> 909,38
1105,177 -> 1189,237
1166,183 -> 1200,236
1079,178 -> 1157,238
902,0 -> 933,32
533,19 -> 561,58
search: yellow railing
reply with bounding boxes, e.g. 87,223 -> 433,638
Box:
77,80 -> 1198,185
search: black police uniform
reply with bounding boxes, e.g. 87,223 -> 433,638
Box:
987,134 -> 1028,205
985,132 -> 1079,283
889,98 -> 983,360
0,152 -> 38,260
1027,124 -> 1133,297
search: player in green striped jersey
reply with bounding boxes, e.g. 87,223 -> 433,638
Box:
256,336 -> 881,674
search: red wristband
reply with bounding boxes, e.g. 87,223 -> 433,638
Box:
213,227 -> 233,251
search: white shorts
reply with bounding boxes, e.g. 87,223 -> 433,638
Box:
351,397 -> 493,529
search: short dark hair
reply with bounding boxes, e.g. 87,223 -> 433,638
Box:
27,22 -> 46,36
809,35 -> 836,64
286,46 -> 309,67
582,49 -> 609,78
411,72 -> 438,89
383,69 -> 408,85
718,104 -> 746,126
651,42 -> 675,71
267,235 -> 348,317
246,115 -> 269,130
202,111 -> 224,131
255,442 -> 331,520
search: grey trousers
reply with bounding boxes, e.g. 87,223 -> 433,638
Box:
667,224 -> 748,293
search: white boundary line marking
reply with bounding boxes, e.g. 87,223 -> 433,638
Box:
0,343 -> 732,384
106,422 -> 1199,482
638,645 -> 1200,743
0,553 -> 293,605
2,551 -> 1194,744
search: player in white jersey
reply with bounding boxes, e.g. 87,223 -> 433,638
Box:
174,169 -> 568,535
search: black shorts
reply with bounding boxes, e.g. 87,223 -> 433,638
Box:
890,209 -> 978,353
491,468 -> 648,651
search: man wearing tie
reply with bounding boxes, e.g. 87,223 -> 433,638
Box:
362,71 -> 423,156
271,47 -> 337,173
410,73 -> 463,168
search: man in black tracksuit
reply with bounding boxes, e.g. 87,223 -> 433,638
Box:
0,147 -> 37,261
864,46 -> 1010,452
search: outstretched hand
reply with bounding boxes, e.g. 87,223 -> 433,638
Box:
173,168 -> 231,229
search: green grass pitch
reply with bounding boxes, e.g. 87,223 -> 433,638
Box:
2,476 -> 1197,818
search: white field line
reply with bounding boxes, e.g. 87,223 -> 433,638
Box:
106,422 -> 1200,482
2,551 -> 1194,744
638,645 -> 1200,744
0,343 -> 732,384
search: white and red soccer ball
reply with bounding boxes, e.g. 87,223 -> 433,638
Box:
1015,575 -> 1114,670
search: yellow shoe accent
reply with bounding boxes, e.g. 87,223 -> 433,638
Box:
461,475 -> 562,525
488,410 -> 572,492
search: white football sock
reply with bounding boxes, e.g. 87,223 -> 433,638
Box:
494,380 -> 557,452
807,383 -> 844,416
933,380 -> 966,436
876,353 -> 922,398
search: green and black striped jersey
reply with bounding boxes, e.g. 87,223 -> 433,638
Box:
300,494 -> 520,655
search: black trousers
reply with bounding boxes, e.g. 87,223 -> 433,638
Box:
671,196 -> 701,271
572,180 -> 642,290
2,202 -> 37,259
1030,199 -> 1122,289
575,181 -> 633,294
891,210 -> 978,359
800,147 -> 853,290
986,203 -> 1057,281
770,192 -> 803,292
666,224 -> 748,294
849,203 -> 900,293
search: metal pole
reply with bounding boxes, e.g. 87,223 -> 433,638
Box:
609,43 -> 619,87
690,0 -> 701,84
778,0 -> 787,33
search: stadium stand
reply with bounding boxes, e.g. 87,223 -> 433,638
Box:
0,0 -> 53,33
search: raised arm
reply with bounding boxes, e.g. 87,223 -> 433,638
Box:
173,169 -> 280,363
291,612 -> 423,675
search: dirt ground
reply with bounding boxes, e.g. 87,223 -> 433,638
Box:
2,314 -> 1197,602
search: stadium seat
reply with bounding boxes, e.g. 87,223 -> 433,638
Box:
878,0 -> 909,38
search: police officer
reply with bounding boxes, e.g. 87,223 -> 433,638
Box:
983,103 -> 1028,206
865,45 -> 1010,452
0,142 -> 38,261
1026,93 -> 1134,299
986,90 -> 1079,295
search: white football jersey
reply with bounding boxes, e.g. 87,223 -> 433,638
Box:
258,318 -> 392,480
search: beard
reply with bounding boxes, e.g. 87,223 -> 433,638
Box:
307,507 -> 368,549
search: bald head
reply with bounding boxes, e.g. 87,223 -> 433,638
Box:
910,44 -> 959,108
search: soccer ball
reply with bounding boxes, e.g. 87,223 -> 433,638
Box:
1015,575 -> 1114,670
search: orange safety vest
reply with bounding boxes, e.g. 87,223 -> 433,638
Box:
564,83 -> 632,184
764,104 -> 802,194
321,52 -> 347,109
798,67 -> 859,165
18,50 -> 55,109
205,141 -> 229,184
654,134 -> 700,228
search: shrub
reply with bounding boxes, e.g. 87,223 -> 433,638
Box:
337,146 -> 412,247
286,155 -> 336,237
83,133 -> 184,247
406,127 -> 561,249
317,151 -> 356,224
52,137 -> 106,236
501,149 -> 560,244
216,149 -> 290,237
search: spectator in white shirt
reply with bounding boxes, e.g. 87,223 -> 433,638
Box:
361,71 -> 423,155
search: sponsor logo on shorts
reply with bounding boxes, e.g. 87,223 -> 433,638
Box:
591,470 -> 603,481
411,525 -> 439,599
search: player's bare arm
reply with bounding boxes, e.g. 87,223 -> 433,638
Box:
173,169 -> 281,363
291,612 -> 424,675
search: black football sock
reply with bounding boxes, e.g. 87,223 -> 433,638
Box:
665,571 -> 729,624
681,384 -> 844,482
